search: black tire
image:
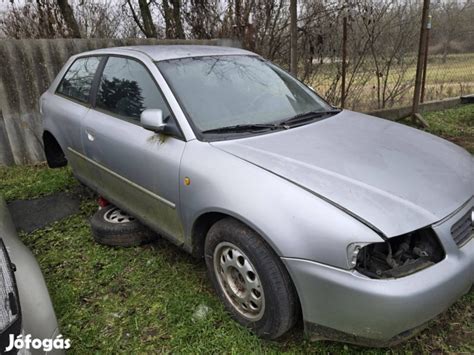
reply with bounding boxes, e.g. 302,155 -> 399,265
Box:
90,205 -> 156,247
204,217 -> 299,339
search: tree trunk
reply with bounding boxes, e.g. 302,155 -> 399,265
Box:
171,0 -> 185,39
290,0 -> 297,75
163,0 -> 173,39
56,0 -> 81,38
37,0 -> 55,38
163,0 -> 185,39
235,0 -> 242,39
138,0 -> 157,38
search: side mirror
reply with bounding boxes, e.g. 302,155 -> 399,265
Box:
141,109 -> 166,133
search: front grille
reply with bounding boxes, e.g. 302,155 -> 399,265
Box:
0,239 -> 21,336
450,209 -> 473,247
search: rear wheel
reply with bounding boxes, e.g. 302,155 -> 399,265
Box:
205,218 -> 298,339
90,205 -> 156,247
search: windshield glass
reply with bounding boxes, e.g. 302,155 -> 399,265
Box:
156,55 -> 333,133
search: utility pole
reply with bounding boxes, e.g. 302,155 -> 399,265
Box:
290,0 -> 297,76
411,0 -> 430,127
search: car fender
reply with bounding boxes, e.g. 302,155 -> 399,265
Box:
180,140 -> 382,269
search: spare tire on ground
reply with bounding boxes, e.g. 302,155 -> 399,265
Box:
90,205 -> 157,247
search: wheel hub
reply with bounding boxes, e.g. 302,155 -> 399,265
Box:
213,242 -> 265,321
103,207 -> 135,224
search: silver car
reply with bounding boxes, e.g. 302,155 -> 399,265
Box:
1,198 -> 64,354
40,45 -> 473,346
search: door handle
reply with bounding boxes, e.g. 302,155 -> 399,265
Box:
86,130 -> 95,142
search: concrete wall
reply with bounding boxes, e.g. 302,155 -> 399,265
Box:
0,38 -> 238,166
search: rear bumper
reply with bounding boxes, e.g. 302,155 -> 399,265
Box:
283,203 -> 473,345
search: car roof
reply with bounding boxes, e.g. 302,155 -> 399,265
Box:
82,45 -> 258,62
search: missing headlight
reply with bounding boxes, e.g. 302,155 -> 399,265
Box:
355,227 -> 445,279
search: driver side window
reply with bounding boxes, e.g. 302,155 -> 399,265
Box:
96,57 -> 171,122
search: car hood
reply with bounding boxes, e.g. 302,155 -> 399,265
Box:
212,110 -> 473,237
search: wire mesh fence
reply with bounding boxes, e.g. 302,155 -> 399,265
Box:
0,0 -> 472,115
274,0 -> 474,112
309,51 -> 474,112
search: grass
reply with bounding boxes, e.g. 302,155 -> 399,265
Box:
0,164 -> 77,201
422,104 -> 474,153
1,105 -> 473,353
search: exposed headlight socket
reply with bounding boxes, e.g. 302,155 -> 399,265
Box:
354,227 -> 445,279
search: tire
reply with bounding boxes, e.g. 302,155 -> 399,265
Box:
204,217 -> 299,339
90,205 -> 156,247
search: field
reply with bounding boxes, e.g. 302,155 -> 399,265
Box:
311,52 -> 474,111
0,105 -> 473,353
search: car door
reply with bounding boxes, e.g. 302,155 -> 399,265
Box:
80,56 -> 186,243
48,56 -> 102,178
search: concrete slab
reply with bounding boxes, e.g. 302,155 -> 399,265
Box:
7,192 -> 80,233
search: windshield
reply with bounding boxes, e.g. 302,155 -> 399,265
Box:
156,55 -> 333,133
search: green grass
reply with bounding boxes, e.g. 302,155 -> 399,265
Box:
422,104 -> 474,153
1,106 -> 473,353
0,163 -> 77,201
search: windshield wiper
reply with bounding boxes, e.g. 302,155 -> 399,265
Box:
277,109 -> 341,127
201,123 -> 281,134
201,109 -> 341,134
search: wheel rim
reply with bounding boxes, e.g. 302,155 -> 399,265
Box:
213,242 -> 265,321
103,207 -> 135,224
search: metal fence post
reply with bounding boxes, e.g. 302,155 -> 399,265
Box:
411,0 -> 430,127
421,14 -> 432,104
341,15 -> 348,108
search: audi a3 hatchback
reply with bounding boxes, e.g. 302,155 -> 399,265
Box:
41,45 -> 473,346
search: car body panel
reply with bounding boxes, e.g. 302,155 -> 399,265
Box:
283,198 -> 474,341
110,45 -> 257,62
41,93 -> 90,156
179,140 -> 383,268
214,110 -> 473,238
0,198 -> 63,355
78,108 -> 186,242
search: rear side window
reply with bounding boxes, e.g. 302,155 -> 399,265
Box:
96,57 -> 171,121
56,56 -> 101,103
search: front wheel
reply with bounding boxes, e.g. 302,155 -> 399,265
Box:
204,218 -> 299,339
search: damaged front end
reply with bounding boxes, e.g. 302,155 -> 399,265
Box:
355,228 -> 445,279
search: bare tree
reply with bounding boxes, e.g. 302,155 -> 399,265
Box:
183,0 -> 221,39
359,1 -> 418,109
75,0 -> 124,38
162,0 -> 185,39
56,0 -> 81,37
0,1 -> 69,38
127,0 -> 157,38
431,0 -> 473,62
